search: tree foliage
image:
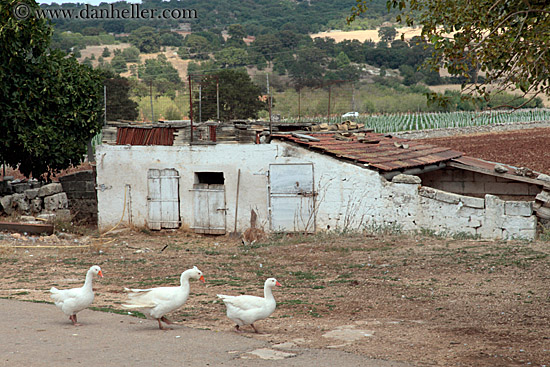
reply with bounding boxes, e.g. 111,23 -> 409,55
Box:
378,26 -> 397,43
103,75 -> 139,121
193,69 -> 267,121
349,0 -> 550,105
128,26 -> 161,53
0,0 -> 104,180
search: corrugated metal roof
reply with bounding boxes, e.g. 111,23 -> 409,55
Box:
116,127 -> 175,146
273,132 -> 463,172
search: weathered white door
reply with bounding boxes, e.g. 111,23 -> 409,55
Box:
269,163 -> 315,232
147,168 -> 180,230
192,183 -> 226,234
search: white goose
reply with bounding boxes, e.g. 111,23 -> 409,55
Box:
50,265 -> 103,326
217,277 -> 282,333
122,266 -> 205,330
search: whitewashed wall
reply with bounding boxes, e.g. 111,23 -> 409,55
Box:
95,142 -> 537,240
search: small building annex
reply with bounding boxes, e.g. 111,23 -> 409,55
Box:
95,121 -> 550,240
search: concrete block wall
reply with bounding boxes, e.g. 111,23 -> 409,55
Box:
419,167 -> 540,198
58,170 -> 98,224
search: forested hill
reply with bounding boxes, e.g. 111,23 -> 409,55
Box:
42,0 -> 398,35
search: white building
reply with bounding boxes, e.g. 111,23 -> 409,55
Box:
95,124 -> 549,240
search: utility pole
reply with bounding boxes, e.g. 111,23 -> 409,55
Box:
351,83 -> 355,112
188,75 -> 193,142
103,84 -> 107,125
298,88 -> 301,123
267,73 -> 272,135
198,83 -> 202,123
216,76 -> 220,121
149,81 -> 154,123
327,84 -> 331,123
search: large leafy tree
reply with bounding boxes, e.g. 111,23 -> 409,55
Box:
193,69 -> 267,121
0,0 -> 103,180
128,26 -> 161,53
349,0 -> 550,106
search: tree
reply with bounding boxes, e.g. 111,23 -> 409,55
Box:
128,26 -> 161,53
110,54 -> 128,74
121,46 -> 140,63
180,34 -> 211,60
102,47 -> 111,58
251,34 -> 282,62
378,26 -> 397,43
160,32 -> 184,47
0,0 -> 103,179
103,75 -> 139,121
226,24 -> 247,48
193,69 -> 267,121
349,0 -> 550,105
288,47 -> 326,89
138,54 -> 182,94
215,47 -> 248,68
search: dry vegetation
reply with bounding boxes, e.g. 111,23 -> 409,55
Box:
310,27 -> 423,43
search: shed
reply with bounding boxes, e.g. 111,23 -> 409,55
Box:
95,123 -> 549,239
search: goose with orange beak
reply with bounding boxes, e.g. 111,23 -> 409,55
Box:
218,278 -> 282,333
122,266 -> 205,330
50,265 -> 103,326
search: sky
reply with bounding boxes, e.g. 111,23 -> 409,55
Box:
37,0 -> 141,5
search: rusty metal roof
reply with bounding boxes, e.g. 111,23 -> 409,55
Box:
116,127 -> 175,146
273,132 -> 463,172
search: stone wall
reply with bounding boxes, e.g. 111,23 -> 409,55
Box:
0,181 -> 70,221
415,185 -> 536,239
0,170 -> 98,225
58,170 -> 98,224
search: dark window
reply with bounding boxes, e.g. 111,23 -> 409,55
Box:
195,172 -> 224,184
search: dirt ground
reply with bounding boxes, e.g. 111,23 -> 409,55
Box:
420,127 -> 550,175
0,228 -> 549,366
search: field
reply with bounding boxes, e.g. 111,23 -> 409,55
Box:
310,27 -> 423,43
420,126 -> 550,175
286,109 -> 550,133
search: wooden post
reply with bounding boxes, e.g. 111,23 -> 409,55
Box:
188,75 -> 193,143
234,169 -> 241,233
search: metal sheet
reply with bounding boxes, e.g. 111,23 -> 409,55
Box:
269,163 -> 315,233
273,132 -> 462,172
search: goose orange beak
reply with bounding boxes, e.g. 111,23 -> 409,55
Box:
199,275 -> 205,283
98,270 -> 104,278
276,281 -> 282,287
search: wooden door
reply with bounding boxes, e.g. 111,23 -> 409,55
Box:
269,163 -> 315,232
147,168 -> 180,230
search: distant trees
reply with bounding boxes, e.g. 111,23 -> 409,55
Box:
138,54 -> 182,94
179,34 -> 211,60
215,47 -> 248,68
121,46 -> 140,63
103,74 -> 139,121
378,26 -> 397,43
128,26 -> 161,53
194,69 -> 267,120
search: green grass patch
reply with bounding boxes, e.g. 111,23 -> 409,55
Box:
90,306 -> 146,319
